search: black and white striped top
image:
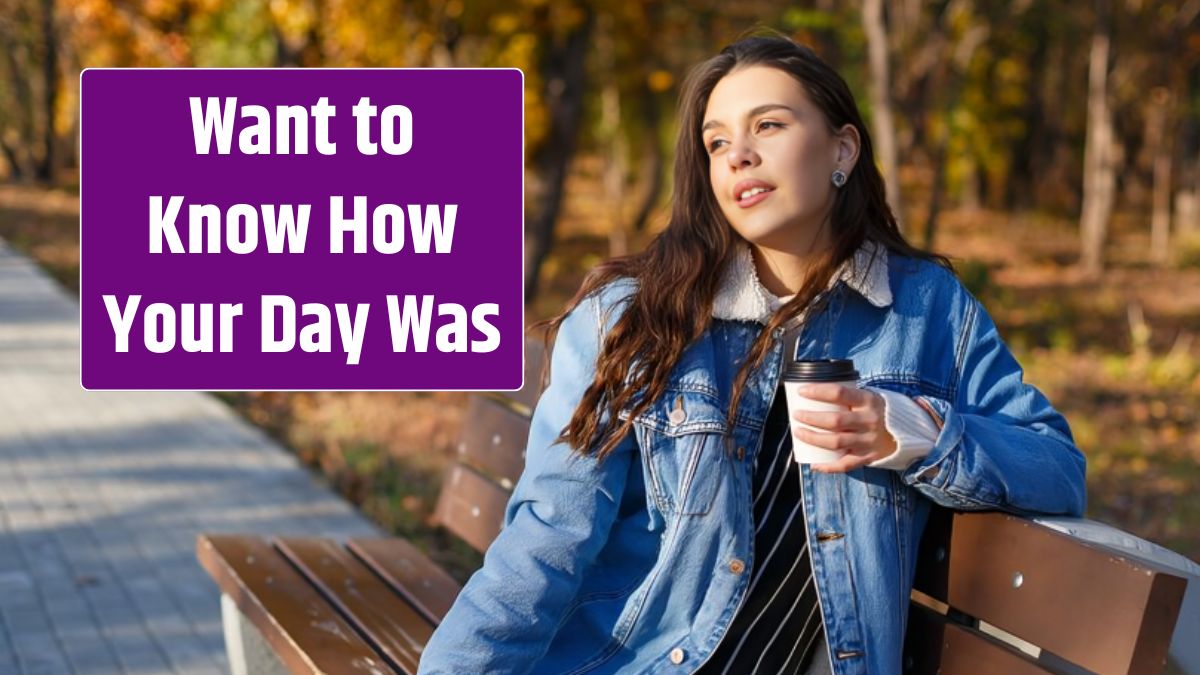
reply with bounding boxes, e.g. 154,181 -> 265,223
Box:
696,389 -> 826,674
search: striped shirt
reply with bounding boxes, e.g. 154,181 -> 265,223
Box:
696,389 -> 826,674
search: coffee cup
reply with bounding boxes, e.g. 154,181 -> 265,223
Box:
781,358 -> 859,464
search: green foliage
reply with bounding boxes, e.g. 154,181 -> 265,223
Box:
1173,233 -> 1200,270
784,7 -> 867,100
957,258 -> 992,299
189,1 -> 276,67
780,8 -> 838,32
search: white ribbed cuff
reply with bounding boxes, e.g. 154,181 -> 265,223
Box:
867,389 -> 941,471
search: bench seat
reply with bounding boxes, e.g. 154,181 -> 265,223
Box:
198,509 -> 1192,675
199,535 -> 458,675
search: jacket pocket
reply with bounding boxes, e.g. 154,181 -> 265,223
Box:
556,575 -> 642,635
852,466 -> 895,507
623,390 -> 729,516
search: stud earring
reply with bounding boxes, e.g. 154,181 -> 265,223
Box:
831,169 -> 847,188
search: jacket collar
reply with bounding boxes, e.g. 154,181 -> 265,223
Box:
712,240 -> 892,324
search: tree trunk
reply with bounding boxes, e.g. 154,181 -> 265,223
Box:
1079,0 -> 1115,277
272,0 -> 323,68
597,13 -> 627,257
1176,124 -> 1200,238
862,0 -> 904,228
961,157 -> 981,211
893,0 -> 922,48
523,6 -> 593,304
0,139 -> 24,181
1176,190 -> 1198,238
628,79 -> 667,234
1009,18 -> 1052,211
923,13 -> 985,249
1147,88 -> 1173,264
1,8 -> 38,181
1034,41 -> 1072,214
923,142 -> 946,249
36,0 -> 58,183
62,27 -> 79,172
603,115 -> 628,256
811,0 -> 841,63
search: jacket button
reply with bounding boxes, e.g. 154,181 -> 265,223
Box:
669,647 -> 686,664
922,466 -> 941,481
729,558 -> 745,575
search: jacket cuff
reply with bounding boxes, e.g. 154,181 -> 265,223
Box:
866,389 -> 942,471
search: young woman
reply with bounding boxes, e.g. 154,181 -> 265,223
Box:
418,36 -> 1086,675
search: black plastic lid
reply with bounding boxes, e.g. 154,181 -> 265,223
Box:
782,358 -> 858,382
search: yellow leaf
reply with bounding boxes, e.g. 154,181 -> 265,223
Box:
648,70 -> 674,93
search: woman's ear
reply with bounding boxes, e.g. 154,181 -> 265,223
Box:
835,123 -> 861,170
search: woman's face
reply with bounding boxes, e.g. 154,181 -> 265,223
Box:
701,65 -> 854,252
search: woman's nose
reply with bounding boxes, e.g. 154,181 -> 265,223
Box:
726,137 -> 760,170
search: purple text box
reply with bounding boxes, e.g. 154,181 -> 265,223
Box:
81,69 -> 524,390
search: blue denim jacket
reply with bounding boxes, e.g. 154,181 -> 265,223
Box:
418,247 -> 1086,675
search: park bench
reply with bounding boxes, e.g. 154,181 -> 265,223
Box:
197,339 -> 1196,675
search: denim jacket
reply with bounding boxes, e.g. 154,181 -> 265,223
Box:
418,244 -> 1087,675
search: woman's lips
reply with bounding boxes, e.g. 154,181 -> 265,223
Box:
737,188 -> 774,208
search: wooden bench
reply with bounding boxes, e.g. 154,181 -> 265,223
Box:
197,339 -> 1191,675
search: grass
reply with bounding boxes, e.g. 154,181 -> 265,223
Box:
2,181 -> 1197,577
0,184 -> 80,292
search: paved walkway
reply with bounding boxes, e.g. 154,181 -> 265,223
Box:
0,239 -> 383,674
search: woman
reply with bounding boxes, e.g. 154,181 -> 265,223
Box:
418,36 -> 1085,675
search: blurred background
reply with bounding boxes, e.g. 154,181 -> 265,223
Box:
0,0 -> 1197,578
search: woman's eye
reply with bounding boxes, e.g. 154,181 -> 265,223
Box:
757,121 -> 783,132
707,138 -> 727,152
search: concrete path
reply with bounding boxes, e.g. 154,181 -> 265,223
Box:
0,239 -> 383,674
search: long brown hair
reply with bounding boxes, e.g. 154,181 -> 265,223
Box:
539,36 -> 949,461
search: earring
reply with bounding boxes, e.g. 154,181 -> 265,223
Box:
831,169 -> 848,188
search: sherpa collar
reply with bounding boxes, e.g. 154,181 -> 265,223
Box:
711,240 -> 892,324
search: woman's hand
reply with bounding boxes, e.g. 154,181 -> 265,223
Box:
790,384 -> 896,473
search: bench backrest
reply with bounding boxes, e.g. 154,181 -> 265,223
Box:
432,338 -> 1187,674
906,507 -> 1186,675
431,338 -> 544,552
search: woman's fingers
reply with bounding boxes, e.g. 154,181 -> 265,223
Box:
790,433 -> 879,473
812,453 -> 875,473
792,425 -> 877,451
790,389 -> 896,473
792,408 -> 879,432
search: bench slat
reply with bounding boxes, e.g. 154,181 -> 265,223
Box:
906,603 -> 1048,675
433,463 -> 511,554
277,538 -> 436,674
347,538 -> 463,625
455,396 -> 530,487
197,535 -> 393,675
913,510 -> 1186,675
496,337 -> 546,415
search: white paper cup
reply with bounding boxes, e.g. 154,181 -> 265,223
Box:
781,359 -> 859,464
